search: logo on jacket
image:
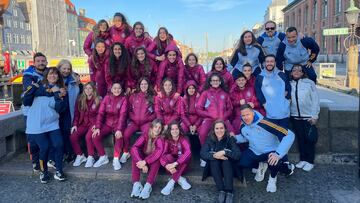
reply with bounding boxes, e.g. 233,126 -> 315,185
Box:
220,95 -> 225,100
92,104 -> 96,110
116,103 -> 121,109
121,33 -> 126,38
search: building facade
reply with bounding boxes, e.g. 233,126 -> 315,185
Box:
2,0 -> 32,56
264,0 -> 288,32
283,0 -> 360,61
65,0 -> 79,56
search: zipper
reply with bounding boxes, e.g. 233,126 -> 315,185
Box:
295,81 -> 301,117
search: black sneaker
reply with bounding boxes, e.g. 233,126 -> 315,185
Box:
54,171 -> 67,181
40,172 -> 50,184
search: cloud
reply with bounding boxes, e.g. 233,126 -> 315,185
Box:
180,0 -> 249,11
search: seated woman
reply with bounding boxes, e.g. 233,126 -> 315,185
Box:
200,120 -> 241,203
130,119 -> 165,200
160,121 -> 192,196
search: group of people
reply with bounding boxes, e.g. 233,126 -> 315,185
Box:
22,12 -> 321,203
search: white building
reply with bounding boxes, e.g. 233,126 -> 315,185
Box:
264,0 -> 288,32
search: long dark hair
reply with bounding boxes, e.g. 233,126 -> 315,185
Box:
185,53 -> 198,68
160,78 -> 175,96
164,120 -> 185,141
133,21 -> 145,37
113,12 -> 131,36
203,72 -> 228,92
185,82 -> 197,113
233,30 -> 259,57
131,47 -> 152,78
109,42 -> 129,76
91,39 -> 107,69
93,19 -> 109,41
42,68 -> 65,88
208,120 -> 230,141
154,27 -> 173,54
136,77 -> 155,106
211,57 -> 226,72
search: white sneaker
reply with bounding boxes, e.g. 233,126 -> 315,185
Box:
295,161 -> 307,169
302,163 -> 314,171
113,158 -> 122,170
119,152 -> 130,163
251,168 -> 258,174
47,160 -> 56,170
130,182 -> 143,198
73,154 -> 87,167
266,175 -> 277,193
178,176 -> 191,190
200,159 -> 206,167
254,162 -> 268,182
161,179 -> 175,195
139,182 -> 152,199
93,155 -> 109,168
85,156 -> 95,168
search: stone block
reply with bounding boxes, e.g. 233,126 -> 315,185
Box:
0,138 -> 6,158
329,111 -> 358,128
318,107 -> 329,128
331,128 -> 358,153
316,127 -> 331,153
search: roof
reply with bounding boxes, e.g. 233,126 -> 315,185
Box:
78,16 -> 96,25
65,0 -> 77,15
282,0 -> 303,12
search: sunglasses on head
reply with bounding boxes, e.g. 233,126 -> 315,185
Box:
265,27 -> 275,31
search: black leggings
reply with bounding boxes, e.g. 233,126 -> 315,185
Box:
291,118 -> 316,164
210,159 -> 234,192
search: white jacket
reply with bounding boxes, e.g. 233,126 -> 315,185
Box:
290,78 -> 320,119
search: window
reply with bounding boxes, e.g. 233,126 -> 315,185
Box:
26,23 -> 31,30
322,35 -> 327,53
313,0 -> 318,21
6,33 -> 12,43
335,0 -> 342,14
322,0 -> 328,18
304,5 -> 309,25
26,36 -> 31,45
13,20 -> 17,28
13,9 -> 17,17
334,36 -> 341,53
6,19 -> 11,27
13,34 -> 19,44
21,35 -> 25,44
297,9 -> 302,27
20,22 -> 24,29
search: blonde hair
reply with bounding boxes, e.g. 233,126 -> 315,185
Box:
78,82 -> 101,111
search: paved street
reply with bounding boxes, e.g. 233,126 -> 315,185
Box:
317,86 -> 359,110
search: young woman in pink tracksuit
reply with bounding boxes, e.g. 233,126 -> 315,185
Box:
230,70 -> 265,135
146,27 -> 180,62
130,119 -> 165,200
154,78 -> 181,130
83,19 -> 111,57
180,80 -> 202,135
91,82 -> 128,170
70,82 -> 101,167
160,121 -> 192,196
88,39 -> 109,97
207,57 -> 234,90
124,21 -> 152,57
184,53 -> 206,92
127,47 -> 157,94
155,45 -> 185,97
196,73 -> 234,167
122,77 -> 156,164
109,12 -> 132,44
105,42 -> 130,92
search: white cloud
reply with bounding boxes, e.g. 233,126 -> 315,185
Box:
180,0 -> 249,11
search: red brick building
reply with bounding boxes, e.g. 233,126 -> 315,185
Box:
283,0 -> 360,61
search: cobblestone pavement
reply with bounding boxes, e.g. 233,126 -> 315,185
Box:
0,164 -> 359,203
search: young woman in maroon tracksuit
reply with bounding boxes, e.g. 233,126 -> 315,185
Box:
160,121 -> 192,196
180,80 -> 202,135
196,73 -> 234,167
105,42 -> 130,92
125,21 -> 152,57
109,12 -> 132,44
242,63 -> 256,87
91,82 -> 128,170
88,39 -> 109,97
207,57 -> 234,90
184,53 -> 206,92
122,77 -> 156,164
130,119 -> 165,200
146,27 -> 180,62
70,82 -> 101,167
127,47 -> 157,94
154,78 -> 182,131
230,70 -> 265,135
83,19 -> 111,57
155,45 -> 185,97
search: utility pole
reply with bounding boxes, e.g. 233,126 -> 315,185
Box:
205,32 -> 209,72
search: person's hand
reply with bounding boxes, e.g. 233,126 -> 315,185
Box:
59,88 -> 67,97
142,165 -> 148,174
308,118 -> 318,125
213,151 -> 226,159
240,99 -> 246,105
114,131 -> 123,139
92,129 -> 100,138
91,125 -> 96,132
126,88 -> 131,95
156,55 -> 165,61
229,132 -> 235,137
306,61 -> 312,68
248,102 -> 254,108
268,153 -> 280,166
51,86 -> 60,92
174,92 -> 180,99
136,160 -> 146,169
71,126 -> 77,134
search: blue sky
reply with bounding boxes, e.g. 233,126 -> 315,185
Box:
72,0 -> 272,52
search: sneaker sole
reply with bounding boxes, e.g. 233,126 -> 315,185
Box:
93,160 -> 109,168
54,175 -> 66,181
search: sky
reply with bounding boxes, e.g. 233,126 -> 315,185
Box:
72,0 -> 272,52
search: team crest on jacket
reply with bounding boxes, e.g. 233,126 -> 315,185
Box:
92,104 -> 97,110
220,95 -> 225,100
116,102 -> 121,109
122,33 -> 126,38
170,100 -> 174,106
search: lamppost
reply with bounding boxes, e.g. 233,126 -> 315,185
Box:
344,0 -> 360,178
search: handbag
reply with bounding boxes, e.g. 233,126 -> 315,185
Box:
307,125 -> 318,143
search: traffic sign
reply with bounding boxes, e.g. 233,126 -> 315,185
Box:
17,60 -> 26,70
323,28 -> 349,36
0,102 -> 12,115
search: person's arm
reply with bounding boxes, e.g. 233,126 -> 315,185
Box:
115,98 -> 128,133
180,98 -> 191,127
224,137 -> 241,160
176,61 -> 185,94
275,42 -> 286,70
176,138 -> 192,165
54,91 -> 66,113
256,45 -> 265,65
144,138 -> 165,164
83,32 -> 94,57
154,96 -> 164,122
200,137 -> 215,161
88,57 -> 96,82
130,135 -> 146,161
195,91 -> 212,118
309,80 -> 320,119
95,97 -> 107,129
255,76 -> 266,105
230,49 -> 239,67
155,61 -> 167,91
104,61 -> 112,91
279,72 -> 291,100
146,41 -> 157,60
224,95 -> 233,120
72,99 -> 80,127
198,65 -> 207,92
257,36 -> 264,45
301,37 -> 320,63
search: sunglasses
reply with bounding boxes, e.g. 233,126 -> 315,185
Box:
265,27 -> 275,31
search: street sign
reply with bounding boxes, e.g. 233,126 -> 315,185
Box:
323,28 -> 349,36
17,60 -> 26,70
319,63 -> 336,78
0,102 -> 12,115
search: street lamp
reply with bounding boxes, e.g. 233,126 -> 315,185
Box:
344,0 -> 360,178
